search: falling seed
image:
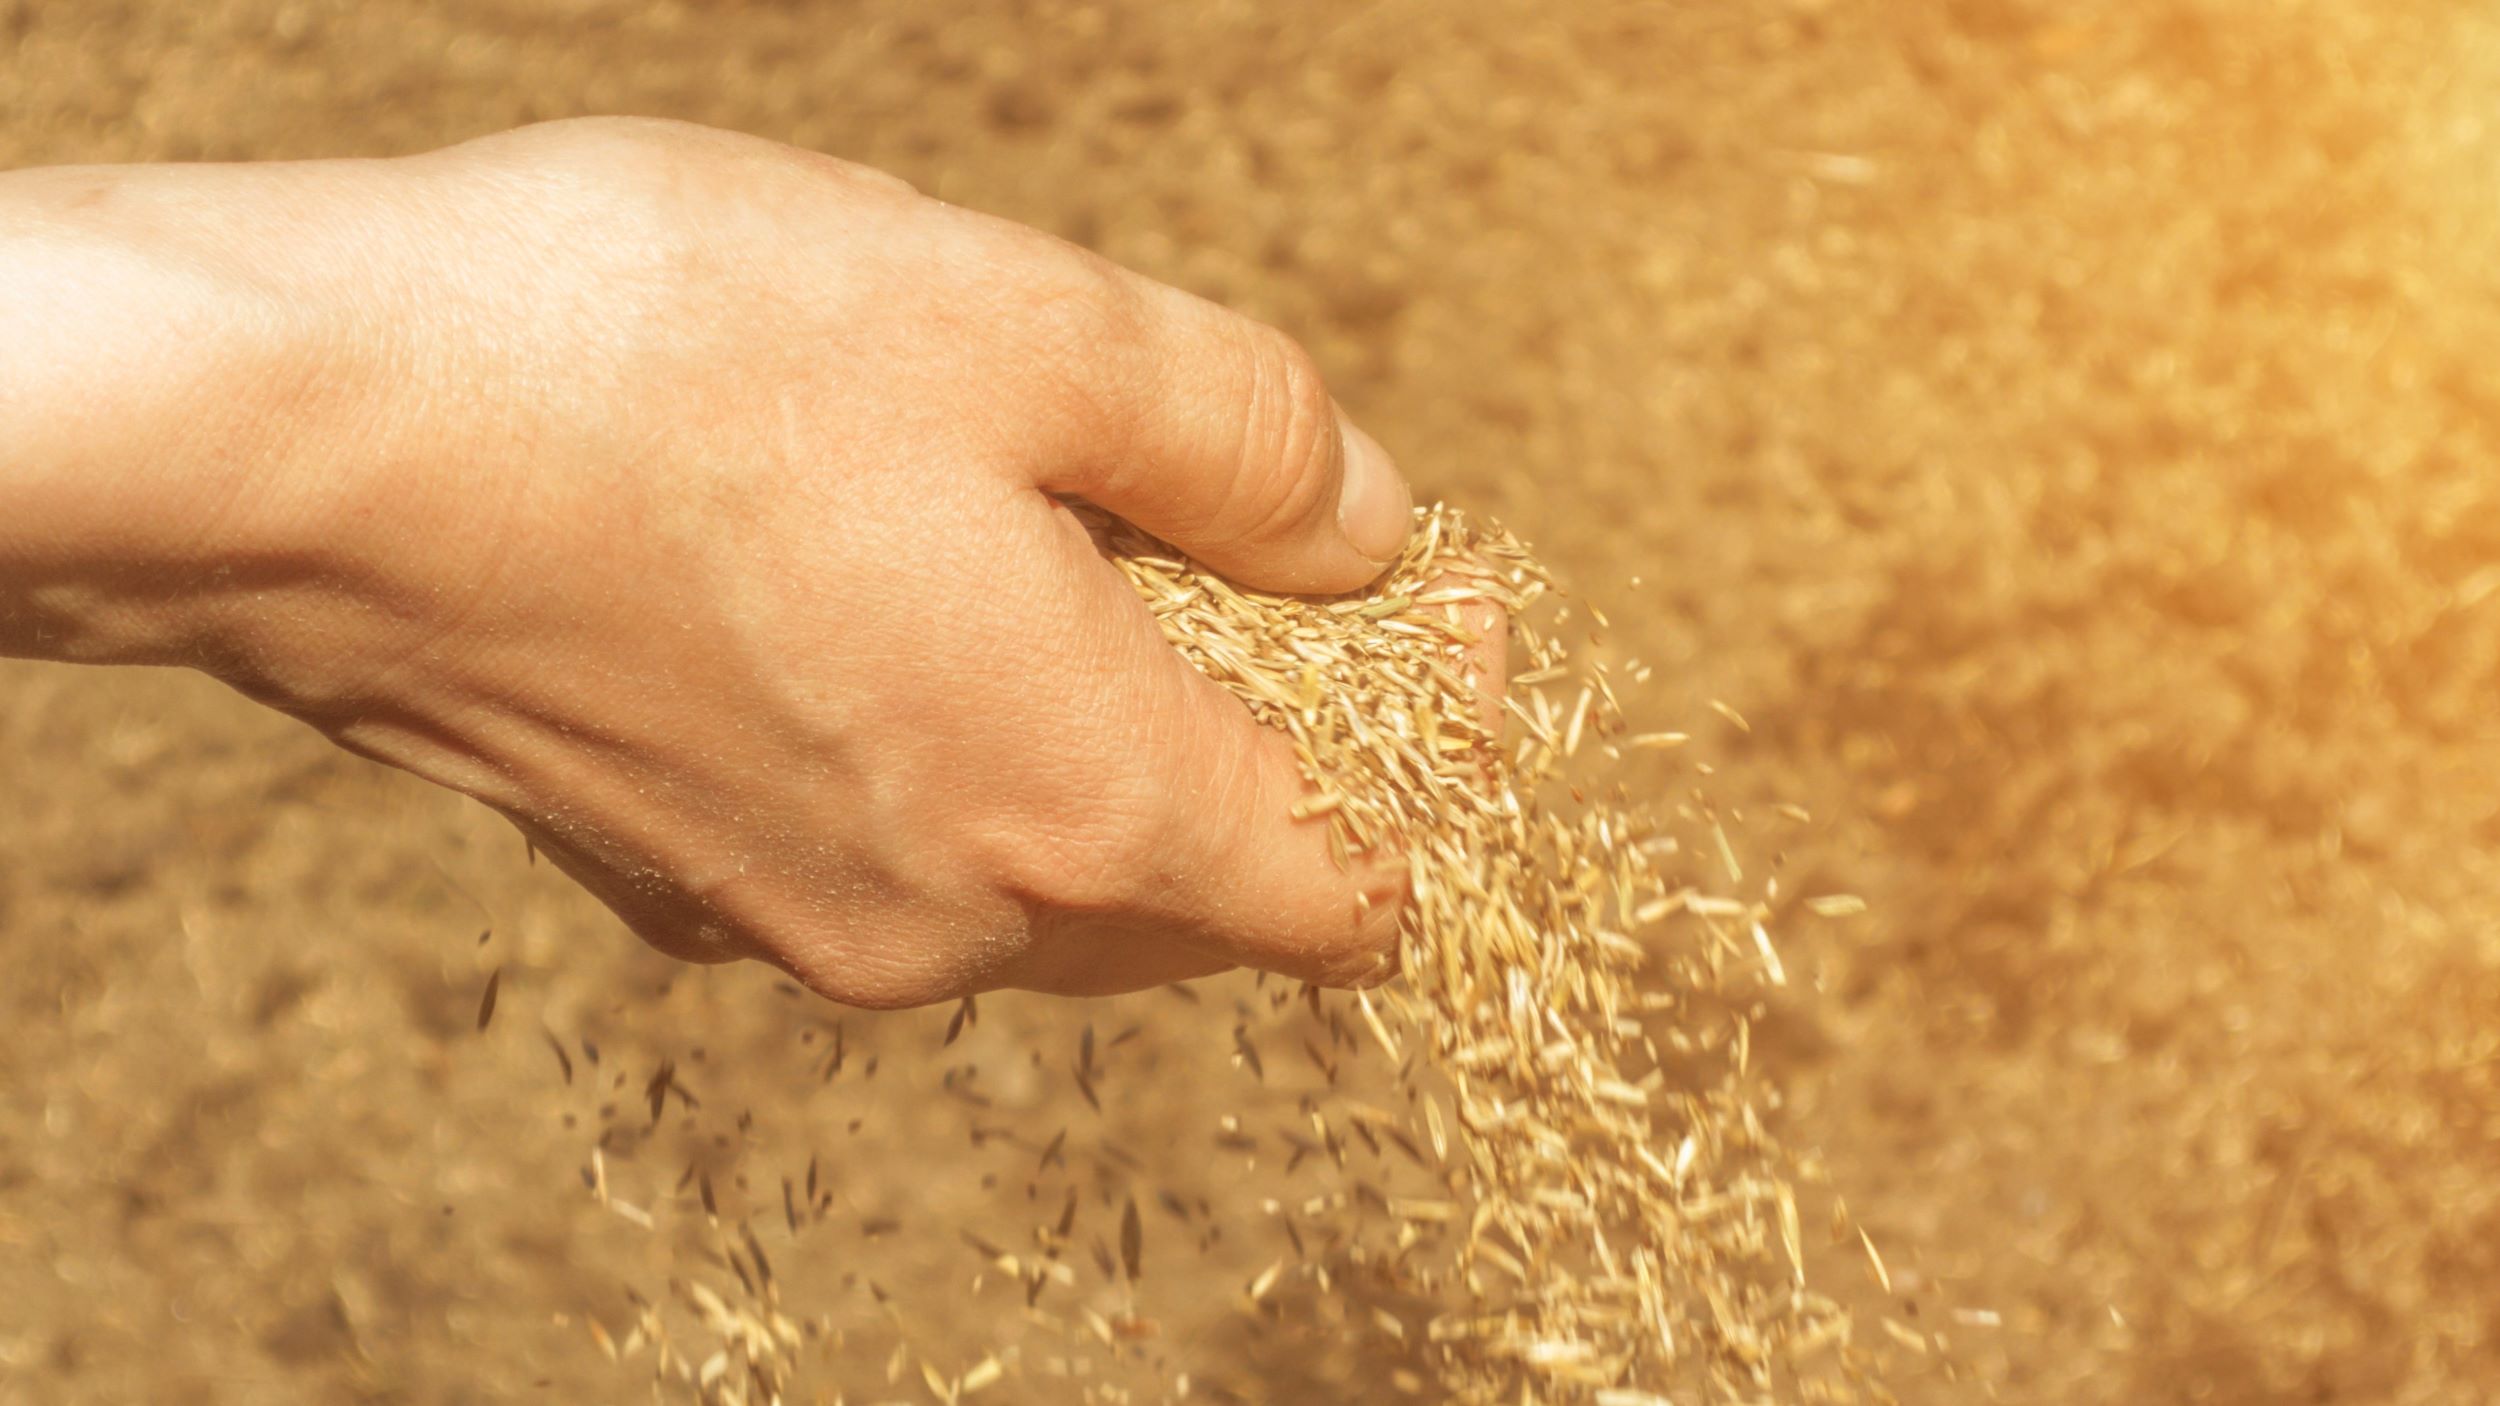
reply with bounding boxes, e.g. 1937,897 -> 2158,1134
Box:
1077,505 -> 1846,1399
1712,819 -> 1743,884
741,1221 -> 775,1291
1860,1227 -> 1893,1295
542,1029 -> 573,1085
475,969 -> 501,1033
563,504 -> 1859,1406
1119,1196 -> 1143,1282
1778,1184 -> 1804,1285
1752,921 -> 1789,986
1248,1259 -> 1283,1302
644,1061 -> 674,1126
1290,791 -> 1346,820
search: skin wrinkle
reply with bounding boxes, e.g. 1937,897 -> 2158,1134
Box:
982,258 -> 1147,492
1219,330 -> 1342,552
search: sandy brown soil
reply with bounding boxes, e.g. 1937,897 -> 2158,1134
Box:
8,1 -> 2500,1402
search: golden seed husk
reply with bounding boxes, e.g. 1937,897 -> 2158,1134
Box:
575,502 -> 1860,1406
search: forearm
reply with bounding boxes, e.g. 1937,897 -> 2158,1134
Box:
0,160 -> 381,670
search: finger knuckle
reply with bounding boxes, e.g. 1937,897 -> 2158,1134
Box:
1011,250 -> 1146,371
967,247 -> 1153,450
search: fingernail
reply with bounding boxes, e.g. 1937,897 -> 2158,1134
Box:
1335,411 -> 1414,567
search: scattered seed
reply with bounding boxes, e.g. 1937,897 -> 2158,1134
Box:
542,1029 -> 573,1085
558,504 -> 1854,1406
1120,1196 -> 1143,1282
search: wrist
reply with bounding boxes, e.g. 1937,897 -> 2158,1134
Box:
0,160 -> 405,674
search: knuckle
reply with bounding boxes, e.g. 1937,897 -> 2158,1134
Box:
1010,249 -> 1145,368
983,247 -> 1152,443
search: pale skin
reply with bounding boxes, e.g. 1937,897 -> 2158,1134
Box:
0,118 -> 1504,1009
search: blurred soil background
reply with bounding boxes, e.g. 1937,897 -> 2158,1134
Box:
7,0 -> 2500,1402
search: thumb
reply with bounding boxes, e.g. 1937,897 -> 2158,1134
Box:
1034,268 -> 1414,595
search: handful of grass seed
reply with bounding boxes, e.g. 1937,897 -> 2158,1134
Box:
1093,504 -> 1860,1403
576,505 -> 1874,1406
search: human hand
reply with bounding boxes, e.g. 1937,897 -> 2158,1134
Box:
7,118 -> 1499,1006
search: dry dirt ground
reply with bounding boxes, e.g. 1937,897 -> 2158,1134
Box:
8,1 -> 2500,1402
